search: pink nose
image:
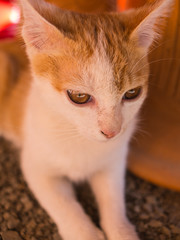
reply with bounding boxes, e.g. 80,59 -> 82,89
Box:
101,130 -> 117,139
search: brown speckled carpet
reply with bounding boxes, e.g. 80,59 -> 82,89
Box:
0,137 -> 180,240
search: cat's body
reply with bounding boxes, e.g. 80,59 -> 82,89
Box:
0,0 -> 173,239
0,40 -> 29,145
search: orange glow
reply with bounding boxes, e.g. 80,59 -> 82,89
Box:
0,2 -> 20,31
117,0 -> 127,11
118,0 -> 147,11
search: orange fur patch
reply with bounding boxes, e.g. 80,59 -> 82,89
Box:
32,53 -> 84,91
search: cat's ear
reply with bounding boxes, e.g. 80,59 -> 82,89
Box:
20,0 -> 68,52
130,0 -> 174,51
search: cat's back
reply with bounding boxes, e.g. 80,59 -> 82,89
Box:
0,39 -> 30,145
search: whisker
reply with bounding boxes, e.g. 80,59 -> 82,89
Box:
62,133 -> 82,142
133,57 -> 180,76
129,40 -> 173,75
51,129 -> 78,134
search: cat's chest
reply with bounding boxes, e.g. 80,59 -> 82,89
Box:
23,90 -> 127,181
24,114 -> 122,181
35,132 -> 119,181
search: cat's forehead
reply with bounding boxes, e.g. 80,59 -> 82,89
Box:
81,46 -> 128,95
32,11 -> 148,94
32,37 -> 146,97
58,15 -> 146,92
71,32 -> 145,94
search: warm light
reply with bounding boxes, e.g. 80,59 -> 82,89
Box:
10,6 -> 20,24
0,2 -> 20,31
118,0 -> 127,11
118,0 -> 146,11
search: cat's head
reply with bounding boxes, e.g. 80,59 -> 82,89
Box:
20,0 -> 173,141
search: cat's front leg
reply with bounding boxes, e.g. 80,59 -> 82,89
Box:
89,159 -> 139,240
21,154 -> 106,240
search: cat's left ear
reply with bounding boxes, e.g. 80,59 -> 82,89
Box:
130,0 -> 174,51
20,0 -> 70,52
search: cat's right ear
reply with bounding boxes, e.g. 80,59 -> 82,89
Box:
19,0 -> 69,52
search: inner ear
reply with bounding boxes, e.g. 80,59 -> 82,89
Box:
20,0 -> 72,51
129,0 -> 174,51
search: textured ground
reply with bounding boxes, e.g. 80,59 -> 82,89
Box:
0,137 -> 180,240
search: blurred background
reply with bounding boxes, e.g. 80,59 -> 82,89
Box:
0,0 -> 20,39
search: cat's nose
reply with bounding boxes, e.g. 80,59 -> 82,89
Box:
101,130 -> 117,139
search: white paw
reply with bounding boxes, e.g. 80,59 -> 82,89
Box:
59,226 -> 106,240
102,220 -> 139,240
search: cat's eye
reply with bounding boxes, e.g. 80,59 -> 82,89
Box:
67,90 -> 91,104
123,87 -> 142,101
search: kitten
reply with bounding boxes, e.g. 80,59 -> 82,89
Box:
0,0 -> 173,239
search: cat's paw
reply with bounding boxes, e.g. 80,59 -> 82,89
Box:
102,219 -> 139,240
57,225 -> 106,240
107,230 -> 139,240
108,230 -> 139,240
